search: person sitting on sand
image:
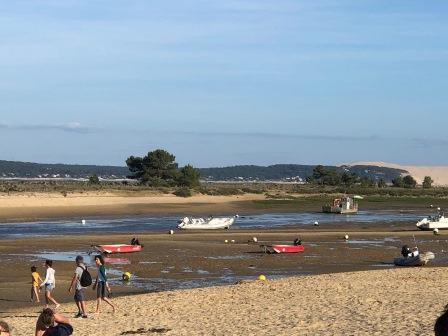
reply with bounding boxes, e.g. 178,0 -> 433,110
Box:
0,321 -> 11,336
35,308 -> 72,336
40,260 -> 60,309
434,304 -> 448,336
293,238 -> 302,246
131,237 -> 140,246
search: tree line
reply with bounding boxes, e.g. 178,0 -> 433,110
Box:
308,165 -> 433,189
124,152 -> 435,190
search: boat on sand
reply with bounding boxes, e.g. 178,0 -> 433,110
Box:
178,215 -> 237,230
416,210 -> 448,230
262,244 -> 305,254
394,252 -> 435,266
93,244 -> 143,254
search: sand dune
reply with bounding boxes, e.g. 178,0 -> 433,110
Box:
3,268 -> 446,335
350,161 -> 448,186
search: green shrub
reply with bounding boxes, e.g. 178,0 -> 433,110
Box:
173,187 -> 193,197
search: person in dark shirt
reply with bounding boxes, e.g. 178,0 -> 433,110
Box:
435,304 -> 448,336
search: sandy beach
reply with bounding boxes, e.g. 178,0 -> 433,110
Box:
0,192 -> 266,222
1,193 -> 447,335
2,267 -> 446,335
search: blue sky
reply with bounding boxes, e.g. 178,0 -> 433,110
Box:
0,0 -> 447,167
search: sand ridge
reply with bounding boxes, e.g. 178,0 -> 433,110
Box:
3,267 -> 446,335
349,161 -> 448,186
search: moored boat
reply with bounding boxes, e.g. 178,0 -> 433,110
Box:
262,244 -> 305,254
93,244 -> 143,254
394,251 -> 435,266
322,195 -> 361,214
178,215 -> 237,230
416,210 -> 448,230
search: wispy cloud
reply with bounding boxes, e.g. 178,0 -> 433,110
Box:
411,137 -> 448,148
0,121 -> 96,133
170,130 -> 380,142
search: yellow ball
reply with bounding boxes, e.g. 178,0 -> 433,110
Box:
258,274 -> 266,281
122,272 -> 131,281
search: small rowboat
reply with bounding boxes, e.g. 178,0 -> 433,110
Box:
93,244 -> 143,254
262,244 -> 305,254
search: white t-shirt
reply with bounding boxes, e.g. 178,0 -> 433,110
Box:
41,267 -> 55,286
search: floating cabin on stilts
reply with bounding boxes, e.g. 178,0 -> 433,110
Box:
322,196 -> 360,214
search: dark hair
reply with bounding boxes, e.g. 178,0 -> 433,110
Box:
40,308 -> 55,327
435,305 -> 448,336
0,321 -> 10,332
45,260 -> 53,267
94,255 -> 105,265
31,266 -> 37,272
75,255 -> 84,263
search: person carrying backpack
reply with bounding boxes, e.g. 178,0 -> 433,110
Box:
68,255 -> 91,318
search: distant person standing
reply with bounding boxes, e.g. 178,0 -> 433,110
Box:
31,266 -> 42,303
40,260 -> 60,309
68,256 -> 90,318
92,255 -> 116,316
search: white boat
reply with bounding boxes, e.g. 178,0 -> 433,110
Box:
322,195 -> 360,214
416,211 -> 448,230
394,251 -> 435,266
177,215 -> 237,230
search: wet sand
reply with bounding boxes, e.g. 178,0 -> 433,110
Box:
1,194 -> 447,334
1,191 -> 446,223
1,222 -> 447,314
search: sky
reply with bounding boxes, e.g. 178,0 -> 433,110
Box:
0,0 -> 447,167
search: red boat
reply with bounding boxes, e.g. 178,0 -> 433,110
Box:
93,244 -> 143,254
263,244 -> 305,254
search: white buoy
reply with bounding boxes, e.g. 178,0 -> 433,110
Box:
314,221 -> 319,226
81,219 -> 86,225
430,204 -> 434,208
169,230 -> 174,235
224,239 -> 229,243
231,239 -> 235,243
434,228 -> 439,235
438,207 -> 441,211
252,237 -> 258,243
344,234 -> 349,240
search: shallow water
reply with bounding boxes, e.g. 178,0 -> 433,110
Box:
0,210 -> 426,238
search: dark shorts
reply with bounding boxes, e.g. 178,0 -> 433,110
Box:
74,288 -> 85,302
96,282 -> 107,299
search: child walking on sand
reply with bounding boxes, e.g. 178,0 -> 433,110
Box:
31,266 -> 42,303
40,260 -> 60,309
92,255 -> 116,316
